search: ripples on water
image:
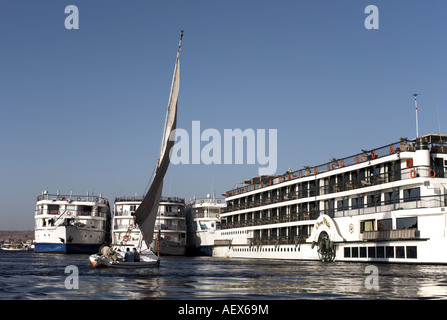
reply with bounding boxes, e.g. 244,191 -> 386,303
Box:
1,250 -> 447,300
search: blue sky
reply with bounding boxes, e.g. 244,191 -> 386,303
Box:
1,0 -> 446,230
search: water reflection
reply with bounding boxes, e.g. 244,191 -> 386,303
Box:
2,252 -> 447,299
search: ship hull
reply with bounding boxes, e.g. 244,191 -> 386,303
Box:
34,225 -> 107,254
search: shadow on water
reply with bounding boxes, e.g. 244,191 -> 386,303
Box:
2,251 -> 447,299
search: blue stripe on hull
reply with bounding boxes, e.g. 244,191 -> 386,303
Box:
34,243 -> 102,254
187,245 -> 213,256
199,246 -> 213,256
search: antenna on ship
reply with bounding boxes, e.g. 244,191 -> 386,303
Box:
413,93 -> 419,138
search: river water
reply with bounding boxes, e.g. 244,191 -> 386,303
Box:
1,250 -> 447,300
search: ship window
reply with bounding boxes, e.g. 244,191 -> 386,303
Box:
352,247 -> 359,258
406,246 -> 417,259
352,196 -> 364,209
396,246 -> 405,258
377,246 -> 385,258
337,199 -> 348,211
368,247 -> 376,258
397,217 -> 417,229
386,246 -> 394,258
360,247 -> 367,258
367,193 -> 381,207
385,190 -> 399,205
48,205 -> 59,214
360,220 -> 375,233
377,218 -> 392,231
404,188 -> 420,202
344,247 -> 351,258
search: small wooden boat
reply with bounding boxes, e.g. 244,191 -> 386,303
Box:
89,248 -> 159,268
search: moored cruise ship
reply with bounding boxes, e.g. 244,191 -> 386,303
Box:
34,191 -> 111,253
186,195 -> 226,256
213,134 -> 447,263
112,196 -> 187,255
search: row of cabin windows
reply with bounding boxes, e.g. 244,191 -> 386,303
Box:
227,161 -> 403,210
360,217 -> 418,232
344,246 -> 417,259
333,187 -> 420,212
37,205 -> 108,214
224,187 -> 421,224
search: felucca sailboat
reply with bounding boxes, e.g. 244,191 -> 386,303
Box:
89,30 -> 183,268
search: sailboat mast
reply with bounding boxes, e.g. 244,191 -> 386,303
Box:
159,30 -> 184,162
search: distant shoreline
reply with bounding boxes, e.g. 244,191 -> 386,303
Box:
0,230 -> 34,242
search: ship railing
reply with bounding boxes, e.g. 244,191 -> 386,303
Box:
225,140 -> 412,197
331,193 -> 447,218
35,208 -> 108,218
188,198 -> 225,205
248,235 -> 309,246
221,211 -> 319,229
159,211 -> 185,218
160,196 -> 185,203
154,223 -> 185,231
362,228 -> 419,241
224,165 -> 446,211
114,196 -> 185,204
37,193 -> 109,204
113,225 -> 139,231
192,212 -> 221,219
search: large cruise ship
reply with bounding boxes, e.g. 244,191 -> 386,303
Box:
213,134 -> 447,263
34,191 -> 111,253
112,196 -> 187,255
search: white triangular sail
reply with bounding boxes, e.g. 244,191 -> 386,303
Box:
134,31 -> 183,250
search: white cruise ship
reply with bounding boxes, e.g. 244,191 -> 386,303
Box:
34,191 -> 111,253
186,195 -> 226,256
112,196 -> 187,255
213,134 -> 447,263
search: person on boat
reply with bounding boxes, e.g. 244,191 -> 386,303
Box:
133,248 -> 140,262
100,244 -> 117,261
124,248 -> 134,262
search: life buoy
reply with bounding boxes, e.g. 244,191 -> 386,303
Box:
371,150 -> 376,159
77,197 -> 81,201
200,200 -> 204,204
340,160 -> 345,167
327,163 -> 331,171
314,168 -> 318,174
298,171 -> 302,178
216,214 -> 220,218
389,145 -> 395,154
217,200 -> 221,204
410,170 -> 417,178
429,169 -> 436,178
355,156 -> 360,164
67,211 -> 71,216
200,214 -> 203,218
